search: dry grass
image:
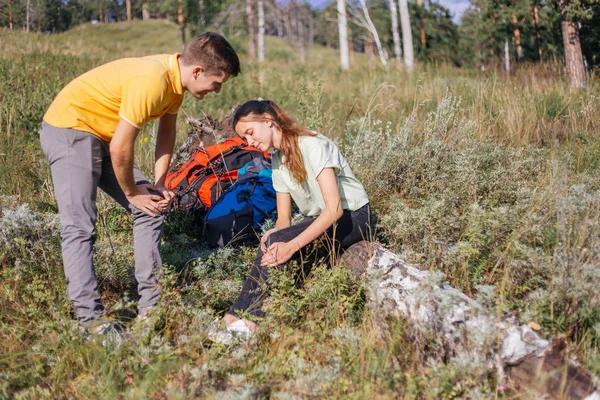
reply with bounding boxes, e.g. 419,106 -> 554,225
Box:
1,21 -> 600,398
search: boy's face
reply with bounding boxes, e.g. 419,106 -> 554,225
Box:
188,68 -> 230,99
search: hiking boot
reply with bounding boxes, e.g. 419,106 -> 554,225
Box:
130,308 -> 156,338
79,317 -> 123,347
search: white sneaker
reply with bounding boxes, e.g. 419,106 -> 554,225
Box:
208,319 -> 252,345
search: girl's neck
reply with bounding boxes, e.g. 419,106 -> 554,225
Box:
272,127 -> 283,150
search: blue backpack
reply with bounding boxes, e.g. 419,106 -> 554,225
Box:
203,158 -> 277,248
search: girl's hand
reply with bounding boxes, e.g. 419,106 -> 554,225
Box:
261,241 -> 298,267
260,228 -> 279,252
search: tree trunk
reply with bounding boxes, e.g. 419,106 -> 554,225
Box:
198,0 -> 205,27
276,14 -> 283,37
559,0 -> 586,88
398,0 -> 414,72
416,0 -> 426,47
531,1 -> 543,63
246,0 -> 257,59
298,12 -> 306,64
290,8 -> 297,41
504,37 -> 510,74
257,0 -> 265,62
337,0 -> 350,70
339,242 -> 600,400
9,2 -> 13,30
359,0 -> 387,66
365,39 -> 375,70
142,3 -> 150,20
348,25 -> 355,65
389,0 -> 402,66
285,11 -> 293,41
178,0 -> 186,48
26,0 -> 30,33
511,13 -> 524,60
126,0 -> 132,21
57,2 -> 63,31
309,13 -> 314,47
477,48 -> 485,71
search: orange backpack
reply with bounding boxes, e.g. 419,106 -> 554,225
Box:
166,137 -> 270,213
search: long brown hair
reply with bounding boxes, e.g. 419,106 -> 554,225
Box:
233,100 -> 315,183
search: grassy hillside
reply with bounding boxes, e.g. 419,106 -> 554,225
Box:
2,21 -> 600,398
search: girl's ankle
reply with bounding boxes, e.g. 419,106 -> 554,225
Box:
243,319 -> 257,331
222,314 -> 257,331
222,313 -> 239,325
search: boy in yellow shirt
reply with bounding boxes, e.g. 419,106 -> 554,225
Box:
40,32 -> 240,332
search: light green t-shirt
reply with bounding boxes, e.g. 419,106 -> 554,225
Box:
271,134 -> 369,217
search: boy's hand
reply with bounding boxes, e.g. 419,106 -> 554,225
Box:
127,184 -> 165,217
154,184 -> 175,213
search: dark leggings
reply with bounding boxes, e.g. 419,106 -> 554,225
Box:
228,203 -> 373,318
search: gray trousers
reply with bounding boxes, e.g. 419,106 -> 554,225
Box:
40,122 -> 163,322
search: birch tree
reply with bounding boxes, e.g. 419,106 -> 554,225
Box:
247,0 -> 257,59
504,37 -> 510,73
26,0 -> 30,32
337,0 -> 350,70
359,0 -> 387,65
348,0 -> 388,66
389,0 -> 402,65
398,0 -> 414,71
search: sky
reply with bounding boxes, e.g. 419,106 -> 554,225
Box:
307,0 -> 471,24
437,0 -> 471,23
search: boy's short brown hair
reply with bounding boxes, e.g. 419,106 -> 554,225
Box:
181,32 -> 241,77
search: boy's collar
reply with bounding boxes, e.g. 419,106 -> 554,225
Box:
169,53 -> 184,95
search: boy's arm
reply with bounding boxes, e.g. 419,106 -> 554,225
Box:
154,113 -> 177,200
110,118 -> 164,216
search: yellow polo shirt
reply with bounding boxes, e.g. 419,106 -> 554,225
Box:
44,53 -> 184,142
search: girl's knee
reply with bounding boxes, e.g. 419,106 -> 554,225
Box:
267,230 -> 286,245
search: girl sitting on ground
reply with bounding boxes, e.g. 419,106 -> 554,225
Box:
217,99 -> 372,338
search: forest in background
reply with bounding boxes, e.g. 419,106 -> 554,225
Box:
1,0 -> 599,83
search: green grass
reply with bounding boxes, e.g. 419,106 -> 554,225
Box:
2,21 -> 600,398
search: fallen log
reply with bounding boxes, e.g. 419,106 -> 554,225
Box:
339,241 -> 599,399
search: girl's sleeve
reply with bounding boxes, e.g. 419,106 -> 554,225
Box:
306,139 -> 342,179
272,169 -> 290,193
271,156 -> 290,193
